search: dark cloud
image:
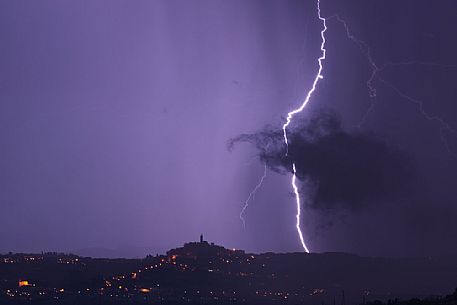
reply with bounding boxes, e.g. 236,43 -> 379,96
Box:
229,110 -> 416,211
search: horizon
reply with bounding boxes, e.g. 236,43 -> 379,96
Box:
3,235 -> 457,260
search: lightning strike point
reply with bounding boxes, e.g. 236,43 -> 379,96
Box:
292,163 -> 310,253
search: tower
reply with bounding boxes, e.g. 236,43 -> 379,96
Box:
200,234 -> 203,243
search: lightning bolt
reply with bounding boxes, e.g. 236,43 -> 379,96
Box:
331,15 -> 457,152
331,15 -> 379,99
282,0 -> 327,253
240,163 -> 267,229
329,15 -> 380,129
378,78 -> 457,154
271,2 -> 454,253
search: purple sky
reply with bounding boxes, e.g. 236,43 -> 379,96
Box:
1,0 -> 456,257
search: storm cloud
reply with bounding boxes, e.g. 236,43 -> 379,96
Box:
229,110 -> 415,211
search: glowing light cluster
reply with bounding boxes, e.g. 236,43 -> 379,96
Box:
282,0 -> 328,253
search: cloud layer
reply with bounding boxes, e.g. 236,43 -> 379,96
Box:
229,110 -> 415,211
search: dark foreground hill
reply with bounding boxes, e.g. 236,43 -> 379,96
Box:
1,239 -> 457,304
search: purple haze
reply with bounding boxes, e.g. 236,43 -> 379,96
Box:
1,0 -> 456,257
